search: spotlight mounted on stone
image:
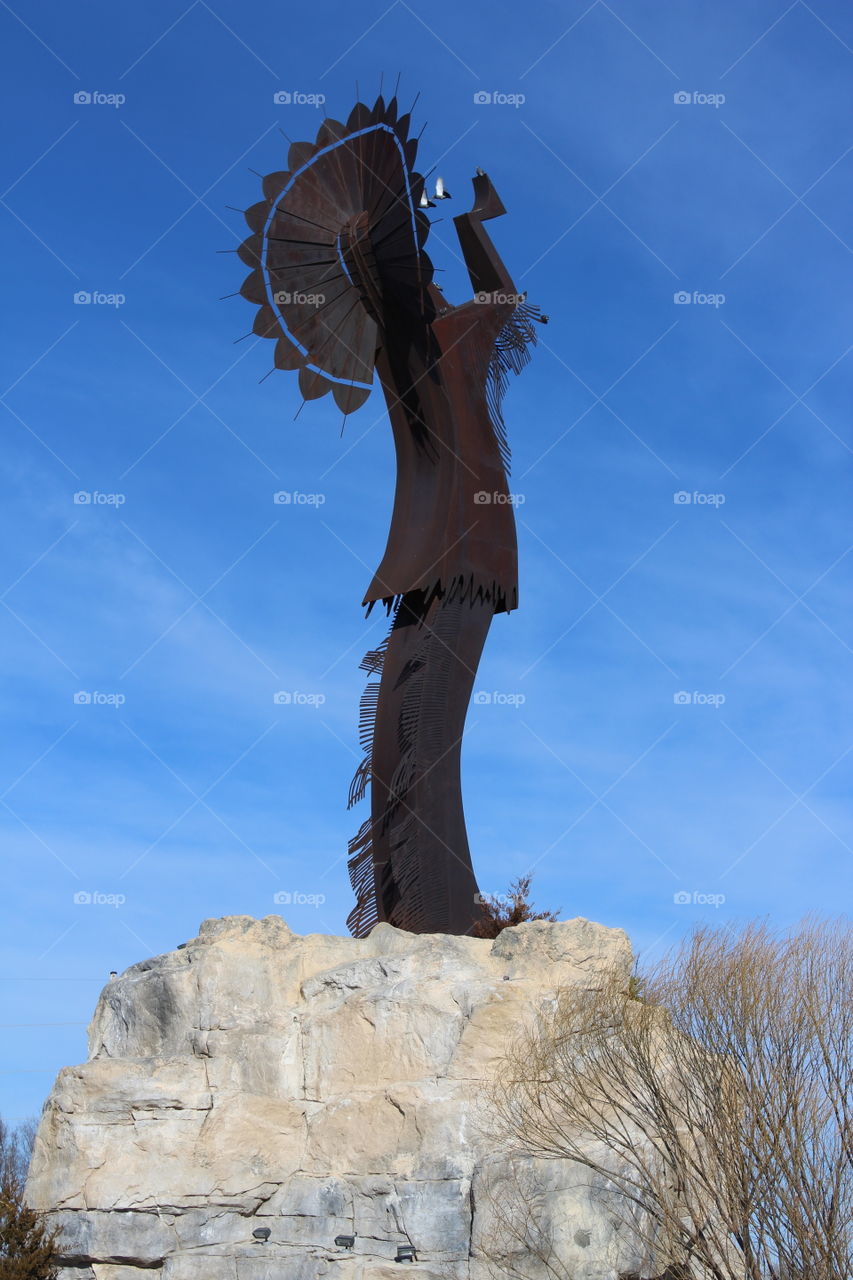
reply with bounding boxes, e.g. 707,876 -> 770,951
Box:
252,1227 -> 271,1242
395,1245 -> 417,1262
334,1233 -> 356,1249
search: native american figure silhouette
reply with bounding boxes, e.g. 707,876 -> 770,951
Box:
238,92 -> 543,936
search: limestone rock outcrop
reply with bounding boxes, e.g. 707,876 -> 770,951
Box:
27,914 -> 640,1278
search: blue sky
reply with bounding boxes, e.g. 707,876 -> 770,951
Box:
1,0 -> 850,1121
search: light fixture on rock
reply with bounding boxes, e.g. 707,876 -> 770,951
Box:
334,1233 -> 356,1249
396,1244 -> 417,1262
252,1227 -> 271,1242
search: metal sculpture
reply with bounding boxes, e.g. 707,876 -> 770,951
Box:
238,90 -> 544,936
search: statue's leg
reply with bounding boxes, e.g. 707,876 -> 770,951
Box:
347,588 -> 492,936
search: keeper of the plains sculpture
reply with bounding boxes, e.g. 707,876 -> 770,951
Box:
237,89 -> 545,938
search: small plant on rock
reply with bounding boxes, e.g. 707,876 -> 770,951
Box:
472,874 -> 560,938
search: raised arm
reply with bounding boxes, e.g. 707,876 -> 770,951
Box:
452,172 -> 516,299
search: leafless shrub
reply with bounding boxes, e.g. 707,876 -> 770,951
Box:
489,919 -> 853,1280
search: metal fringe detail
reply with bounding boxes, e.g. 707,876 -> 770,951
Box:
346,628 -> 391,937
485,301 -> 541,475
347,603 -> 432,938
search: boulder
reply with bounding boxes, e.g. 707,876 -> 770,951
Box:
28,915 -> 637,1279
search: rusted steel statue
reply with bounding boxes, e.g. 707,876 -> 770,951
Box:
238,92 -> 544,937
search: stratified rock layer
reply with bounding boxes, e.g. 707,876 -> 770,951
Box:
27,914 -> 638,1279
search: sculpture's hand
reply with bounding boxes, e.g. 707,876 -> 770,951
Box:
468,170 -> 507,222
